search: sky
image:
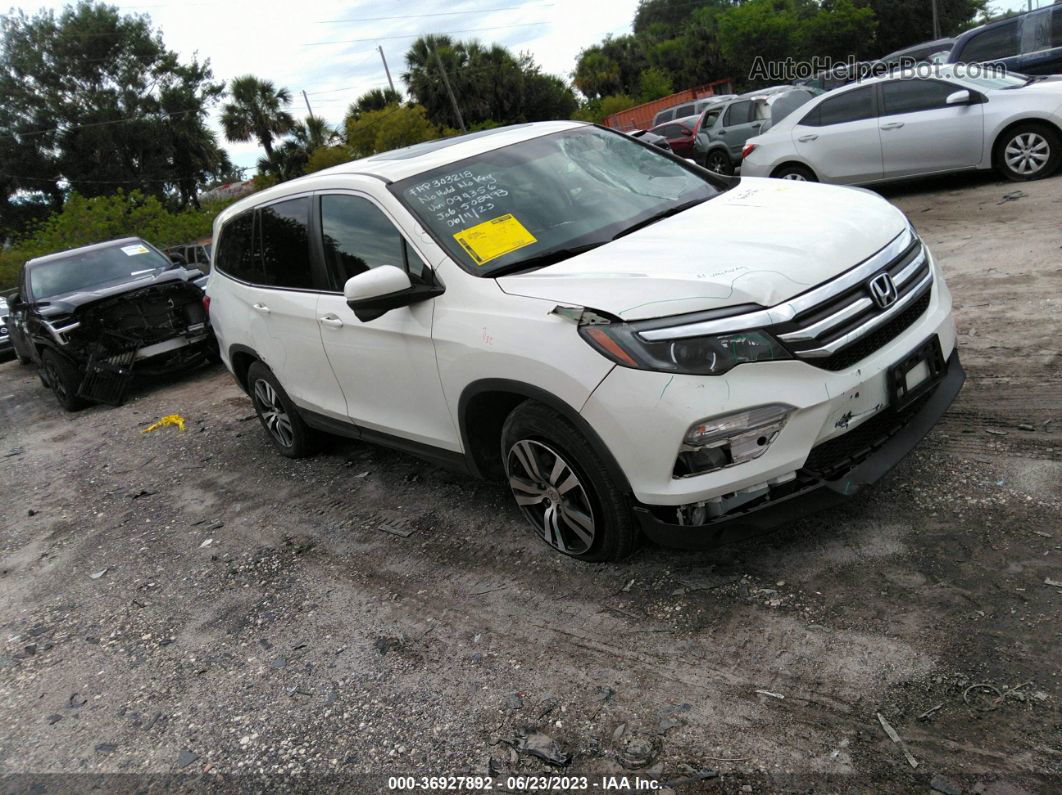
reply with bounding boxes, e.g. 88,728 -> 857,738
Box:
5,0 -> 1042,174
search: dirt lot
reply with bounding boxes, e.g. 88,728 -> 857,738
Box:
1,173 -> 1059,793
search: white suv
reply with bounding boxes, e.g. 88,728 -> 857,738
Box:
207,122 -> 964,561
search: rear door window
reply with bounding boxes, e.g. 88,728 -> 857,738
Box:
674,104 -> 695,118
724,101 -> 753,126
258,196 -> 314,289
802,86 -> 875,127
319,194 -> 427,287
1020,8 -> 1053,53
214,210 -> 260,283
1054,6 -> 1062,48
960,20 -> 1019,62
881,79 -> 958,115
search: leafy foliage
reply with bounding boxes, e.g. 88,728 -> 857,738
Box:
0,1 -> 228,237
220,75 -> 295,157
0,190 -> 238,289
402,36 -> 577,129
345,104 -> 443,158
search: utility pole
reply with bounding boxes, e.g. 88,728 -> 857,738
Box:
931,0 -> 940,40
431,43 -> 466,133
378,45 -> 396,95
302,90 -> 315,121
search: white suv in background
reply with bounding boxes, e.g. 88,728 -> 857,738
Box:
207,122 -> 964,561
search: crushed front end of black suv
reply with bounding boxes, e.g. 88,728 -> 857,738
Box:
12,237 -> 215,409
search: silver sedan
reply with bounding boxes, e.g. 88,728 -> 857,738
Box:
741,67 -> 1062,184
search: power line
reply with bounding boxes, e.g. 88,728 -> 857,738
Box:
305,21 -> 550,46
316,4 -> 555,24
2,107 -> 205,138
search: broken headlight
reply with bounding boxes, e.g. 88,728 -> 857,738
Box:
579,324 -> 789,375
675,404 -> 794,477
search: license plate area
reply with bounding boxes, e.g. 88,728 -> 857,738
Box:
887,335 -> 945,411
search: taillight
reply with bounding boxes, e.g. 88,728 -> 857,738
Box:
741,143 -> 757,159
202,295 -> 211,318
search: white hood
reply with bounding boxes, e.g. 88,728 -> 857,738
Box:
496,178 -> 908,321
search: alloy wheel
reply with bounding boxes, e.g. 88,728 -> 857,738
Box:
781,172 -> 807,181
253,378 -> 295,448
706,153 -> 729,174
506,439 -> 596,555
1005,132 -> 1050,175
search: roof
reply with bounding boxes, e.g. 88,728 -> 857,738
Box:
218,120 -> 585,223
25,237 -> 147,268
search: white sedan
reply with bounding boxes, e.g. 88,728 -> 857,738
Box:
741,67 -> 1062,184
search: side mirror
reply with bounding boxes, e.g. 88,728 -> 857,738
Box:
343,264 -> 443,322
946,89 -> 972,106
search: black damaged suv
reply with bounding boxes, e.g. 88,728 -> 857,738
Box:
7,237 -> 214,410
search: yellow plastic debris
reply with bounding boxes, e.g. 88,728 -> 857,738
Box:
143,414 -> 187,433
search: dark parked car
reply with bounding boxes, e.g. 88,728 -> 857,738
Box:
7,237 -> 214,410
626,129 -> 672,151
878,37 -> 956,68
647,118 -> 702,157
945,6 -> 1062,75
0,296 -> 12,361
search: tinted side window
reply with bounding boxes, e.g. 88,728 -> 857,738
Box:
1020,8 -> 1053,53
675,104 -> 694,117
881,79 -> 958,115
1054,7 -> 1062,48
724,101 -> 753,125
960,21 -> 1018,62
259,197 -> 313,289
805,86 -> 875,127
214,210 -> 258,282
320,195 -> 424,285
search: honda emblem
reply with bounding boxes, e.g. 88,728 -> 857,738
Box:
868,273 -> 898,309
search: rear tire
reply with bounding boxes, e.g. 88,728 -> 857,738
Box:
247,361 -> 316,458
41,348 -> 88,412
704,150 -> 733,176
773,163 -> 818,182
501,401 -> 638,562
994,122 -> 1061,182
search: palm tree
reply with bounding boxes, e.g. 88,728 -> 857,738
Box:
347,88 -> 402,122
220,75 -> 295,157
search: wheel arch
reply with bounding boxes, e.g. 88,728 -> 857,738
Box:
227,343 -> 262,392
770,160 -> 818,179
457,378 -> 633,494
990,116 -> 1062,164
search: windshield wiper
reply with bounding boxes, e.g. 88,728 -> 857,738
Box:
489,241 -> 607,276
611,197 -> 709,241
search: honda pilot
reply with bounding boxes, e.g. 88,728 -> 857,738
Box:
207,122 -> 963,561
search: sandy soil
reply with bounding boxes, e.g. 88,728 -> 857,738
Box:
0,171 -> 1059,793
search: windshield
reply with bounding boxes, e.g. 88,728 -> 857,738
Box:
28,242 -> 170,301
391,126 -> 721,276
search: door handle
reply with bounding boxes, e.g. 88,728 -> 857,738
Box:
252,303 -> 270,314
880,122 -> 905,130
319,314 -> 343,328
798,134 -> 819,142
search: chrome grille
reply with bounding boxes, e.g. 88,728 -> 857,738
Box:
776,236 -> 934,364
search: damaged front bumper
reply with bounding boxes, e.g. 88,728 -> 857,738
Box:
633,350 -> 965,549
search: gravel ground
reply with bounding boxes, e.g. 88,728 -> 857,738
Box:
0,172 -> 1059,793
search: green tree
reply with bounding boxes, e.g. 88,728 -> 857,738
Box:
638,66 -> 674,102
255,116 -> 339,181
345,104 -> 442,158
0,1 -> 226,232
220,75 -> 295,158
868,0 -> 986,55
347,87 -> 403,121
402,36 -> 576,128
305,145 -> 355,174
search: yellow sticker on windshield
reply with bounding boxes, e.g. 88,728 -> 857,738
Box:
453,214 -> 537,266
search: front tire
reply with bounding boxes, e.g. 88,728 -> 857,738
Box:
995,123 -> 1060,181
773,163 -> 817,182
41,349 -> 88,412
501,401 -> 637,562
246,362 -> 316,458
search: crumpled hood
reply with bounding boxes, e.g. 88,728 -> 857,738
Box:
38,268 -> 202,318
496,178 -> 908,320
